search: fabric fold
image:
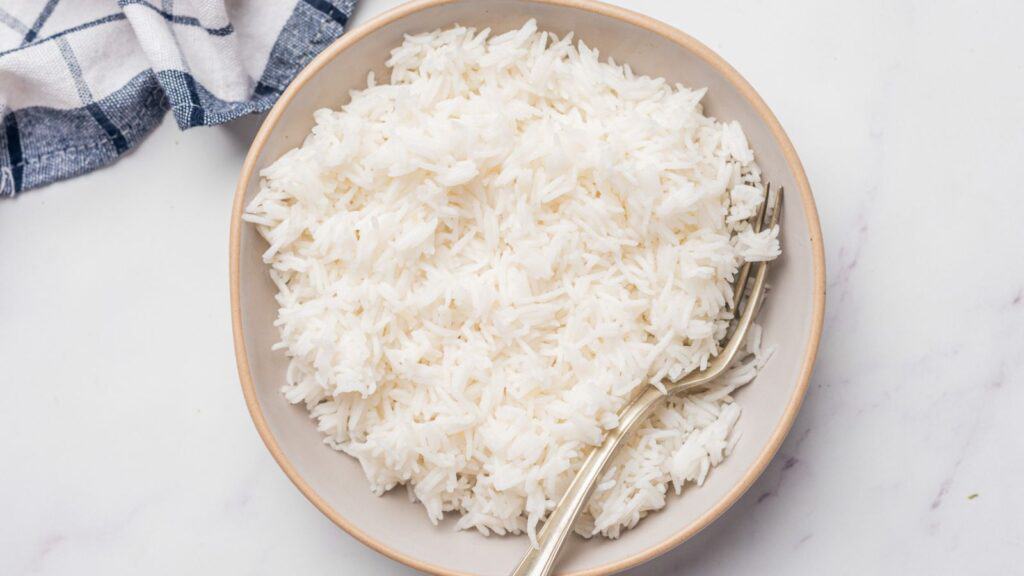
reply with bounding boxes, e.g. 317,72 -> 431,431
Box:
0,0 -> 356,196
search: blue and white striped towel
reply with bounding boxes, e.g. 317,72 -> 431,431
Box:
0,0 -> 357,196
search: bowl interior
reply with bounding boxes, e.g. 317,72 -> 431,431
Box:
234,1 -> 821,574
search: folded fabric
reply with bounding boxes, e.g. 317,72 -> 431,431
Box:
0,0 -> 357,197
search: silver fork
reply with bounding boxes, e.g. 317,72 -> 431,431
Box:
511,184 -> 784,576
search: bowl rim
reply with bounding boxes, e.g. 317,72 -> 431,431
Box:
229,0 -> 826,574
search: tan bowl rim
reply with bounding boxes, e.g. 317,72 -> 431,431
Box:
230,1 -> 826,574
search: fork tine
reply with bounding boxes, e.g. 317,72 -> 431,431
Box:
769,185 -> 784,228
667,182 -> 783,394
731,182 -> 771,310
733,181 -> 778,327
741,185 -> 783,321
703,186 -> 781,381
755,182 -> 772,233
739,186 -> 781,311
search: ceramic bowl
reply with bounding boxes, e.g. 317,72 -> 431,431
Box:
230,1 -> 825,574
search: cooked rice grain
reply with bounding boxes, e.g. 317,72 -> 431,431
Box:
244,20 -> 779,541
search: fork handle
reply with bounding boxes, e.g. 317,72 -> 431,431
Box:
510,385 -> 669,576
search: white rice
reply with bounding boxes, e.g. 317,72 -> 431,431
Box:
243,20 -> 780,541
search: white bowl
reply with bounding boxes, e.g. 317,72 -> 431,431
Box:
230,1 -> 826,574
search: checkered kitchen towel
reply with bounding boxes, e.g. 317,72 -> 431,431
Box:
0,0 -> 357,196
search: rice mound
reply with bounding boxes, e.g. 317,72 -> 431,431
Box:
243,20 -> 780,541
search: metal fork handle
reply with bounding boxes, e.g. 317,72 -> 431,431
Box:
512,254 -> 772,576
513,187 -> 781,576
510,384 -> 668,576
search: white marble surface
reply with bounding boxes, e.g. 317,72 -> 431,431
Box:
2,1 -> 1022,574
